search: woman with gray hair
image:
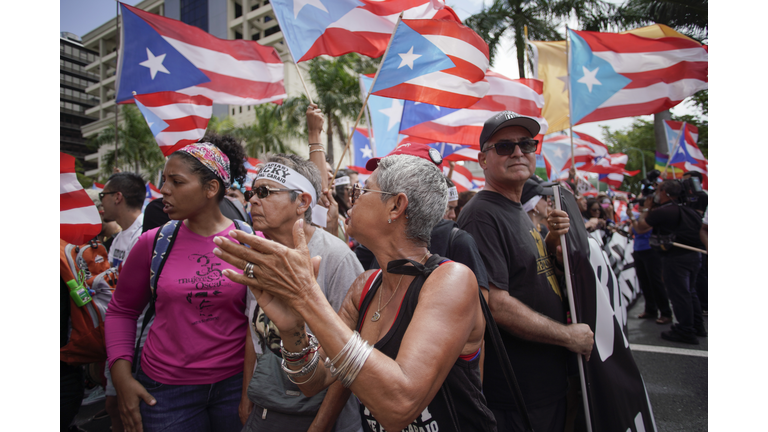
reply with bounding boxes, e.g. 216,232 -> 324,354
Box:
213,154 -> 496,432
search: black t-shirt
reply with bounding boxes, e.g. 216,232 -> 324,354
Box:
645,201 -> 704,256
354,219 -> 490,291
457,190 -> 568,408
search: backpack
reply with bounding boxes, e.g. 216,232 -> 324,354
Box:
132,219 -> 254,373
60,238 -> 119,365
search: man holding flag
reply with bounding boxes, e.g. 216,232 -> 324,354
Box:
457,111 -> 593,431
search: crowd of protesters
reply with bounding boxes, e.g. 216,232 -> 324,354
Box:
62,105 -> 707,432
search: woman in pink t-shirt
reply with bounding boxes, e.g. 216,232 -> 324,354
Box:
106,136 -> 254,432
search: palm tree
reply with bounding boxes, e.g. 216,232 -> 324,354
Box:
307,54 -> 372,162
229,102 -> 298,157
465,0 -> 617,77
88,104 -> 165,178
614,0 -> 707,42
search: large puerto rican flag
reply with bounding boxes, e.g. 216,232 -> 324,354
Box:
556,187 -> 657,432
116,3 -> 285,105
271,0 -> 455,62
568,29 -> 707,125
61,153 -> 102,245
370,18 -> 490,109
399,71 -> 547,149
134,91 -> 213,156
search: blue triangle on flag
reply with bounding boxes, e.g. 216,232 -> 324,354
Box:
371,21 -> 455,93
400,101 -> 457,131
352,128 -> 373,167
135,99 -> 169,136
116,4 -> 210,103
568,30 -> 630,124
427,143 -> 470,158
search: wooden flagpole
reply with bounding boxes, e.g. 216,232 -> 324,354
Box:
332,12 -> 404,180
662,122 -> 685,179
553,185 -> 594,432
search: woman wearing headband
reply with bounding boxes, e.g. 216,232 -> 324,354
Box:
105,137 -> 256,432
214,154 -> 495,432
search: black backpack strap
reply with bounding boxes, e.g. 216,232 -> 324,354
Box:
479,290 -> 535,432
132,220 -> 181,374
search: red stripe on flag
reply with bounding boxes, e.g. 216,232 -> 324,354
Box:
442,55 -> 486,82
124,4 -> 283,63
472,95 -> 541,113
196,70 -> 286,100
61,224 -> 103,245
162,116 -> 211,132
621,61 -> 709,89
301,30 -> 390,61
576,31 -> 705,53
130,91 -> 213,107
61,152 -> 76,174
576,98 -> 689,125
160,139 -> 201,156
373,84 -> 483,109
405,19 -> 490,58
61,191 -> 96,212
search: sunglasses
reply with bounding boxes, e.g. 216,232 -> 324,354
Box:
98,191 -> 118,200
351,183 -> 397,206
483,139 -> 539,155
244,185 -> 302,201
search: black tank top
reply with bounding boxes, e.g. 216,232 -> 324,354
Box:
355,255 -> 497,432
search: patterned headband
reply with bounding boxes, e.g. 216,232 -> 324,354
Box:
178,142 -> 231,188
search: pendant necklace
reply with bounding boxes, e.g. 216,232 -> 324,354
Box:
371,252 -> 429,322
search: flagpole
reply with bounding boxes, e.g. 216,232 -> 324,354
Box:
333,12 -> 404,180
565,25 -> 576,172
662,122 -> 685,179
553,185 -> 594,432
114,0 -> 120,169
359,75 -> 377,157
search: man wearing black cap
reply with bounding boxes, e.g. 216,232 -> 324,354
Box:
457,111 -> 594,432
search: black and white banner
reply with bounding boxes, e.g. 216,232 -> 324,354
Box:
555,187 -> 656,432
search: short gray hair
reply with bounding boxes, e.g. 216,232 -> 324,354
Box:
376,155 -> 447,245
264,153 -> 322,224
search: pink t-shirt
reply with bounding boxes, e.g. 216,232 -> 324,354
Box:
106,221 -> 256,385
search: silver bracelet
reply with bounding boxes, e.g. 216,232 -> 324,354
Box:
281,333 -> 318,361
325,331 -> 359,375
309,148 -> 325,154
282,349 -> 320,378
324,332 -> 374,388
286,359 -> 319,385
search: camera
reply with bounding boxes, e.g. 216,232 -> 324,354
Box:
639,169 -> 706,210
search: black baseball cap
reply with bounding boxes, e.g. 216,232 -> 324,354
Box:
479,111 -> 541,151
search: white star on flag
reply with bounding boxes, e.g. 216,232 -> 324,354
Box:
293,0 -> 328,18
448,144 -> 463,151
379,99 -> 402,131
360,144 -> 373,159
398,46 -> 422,70
139,48 -> 170,80
554,147 -> 564,158
577,66 -> 601,92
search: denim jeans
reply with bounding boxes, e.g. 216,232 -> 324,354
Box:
137,367 -> 243,432
662,252 -> 704,337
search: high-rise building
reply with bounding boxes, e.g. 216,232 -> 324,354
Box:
78,0 -> 321,178
60,32 -> 100,172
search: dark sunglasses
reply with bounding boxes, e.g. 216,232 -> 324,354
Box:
483,139 -> 539,155
98,191 -> 118,200
244,185 -> 302,201
351,183 -> 397,206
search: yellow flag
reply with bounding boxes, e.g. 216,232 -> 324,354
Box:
530,24 -> 695,134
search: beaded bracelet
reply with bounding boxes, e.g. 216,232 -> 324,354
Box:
281,334 -> 318,361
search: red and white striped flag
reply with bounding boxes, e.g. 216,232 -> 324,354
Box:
134,91 -> 213,156
442,163 -> 482,192
118,3 -> 286,105
61,153 -> 101,245
400,72 -> 547,148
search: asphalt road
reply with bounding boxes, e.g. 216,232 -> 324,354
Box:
72,297 -> 708,432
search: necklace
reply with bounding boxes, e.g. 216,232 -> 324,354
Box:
371,251 -> 429,322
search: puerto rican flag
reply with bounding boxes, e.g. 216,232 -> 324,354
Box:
370,18 -> 490,109
61,153 -> 101,245
134,91 -> 213,156
271,0 -> 454,62
91,182 -> 105,192
399,71 -> 547,149
348,127 -> 374,184
568,29 -> 707,125
116,3 -> 285,105
441,162 -> 483,192
244,157 -> 262,190
146,183 -> 163,200
599,172 -> 625,189
665,121 -> 706,166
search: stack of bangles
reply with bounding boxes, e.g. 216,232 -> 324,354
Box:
309,143 -> 325,155
324,331 -> 374,388
280,334 -> 321,384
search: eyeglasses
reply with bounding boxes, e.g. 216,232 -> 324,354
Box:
244,185 -> 303,201
482,139 -> 539,155
351,183 -> 397,206
98,191 -> 118,200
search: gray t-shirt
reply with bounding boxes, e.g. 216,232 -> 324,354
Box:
246,227 -> 364,432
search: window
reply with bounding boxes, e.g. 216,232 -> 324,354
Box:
232,108 -> 235,115
265,25 -> 280,37
181,0 -> 208,32
235,31 -> 242,40
247,105 -> 250,110
235,2 -> 242,18
65,45 -> 72,55
264,15 -> 272,22
252,32 -> 261,41
239,106 -> 242,113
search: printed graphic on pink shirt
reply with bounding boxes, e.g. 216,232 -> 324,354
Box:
180,252 -> 227,325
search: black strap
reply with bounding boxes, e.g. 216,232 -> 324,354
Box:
448,226 -> 460,256
479,291 -> 535,432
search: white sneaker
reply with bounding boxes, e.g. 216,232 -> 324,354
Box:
81,386 -> 106,406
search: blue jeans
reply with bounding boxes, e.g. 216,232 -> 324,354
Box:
137,367 -> 243,432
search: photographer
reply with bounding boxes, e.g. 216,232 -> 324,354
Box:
631,179 -> 707,345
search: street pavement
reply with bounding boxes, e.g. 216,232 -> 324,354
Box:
72,297 -> 707,431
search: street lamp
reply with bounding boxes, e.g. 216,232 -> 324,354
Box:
625,147 -> 647,179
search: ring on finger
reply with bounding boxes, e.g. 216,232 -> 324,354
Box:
244,261 -> 256,278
